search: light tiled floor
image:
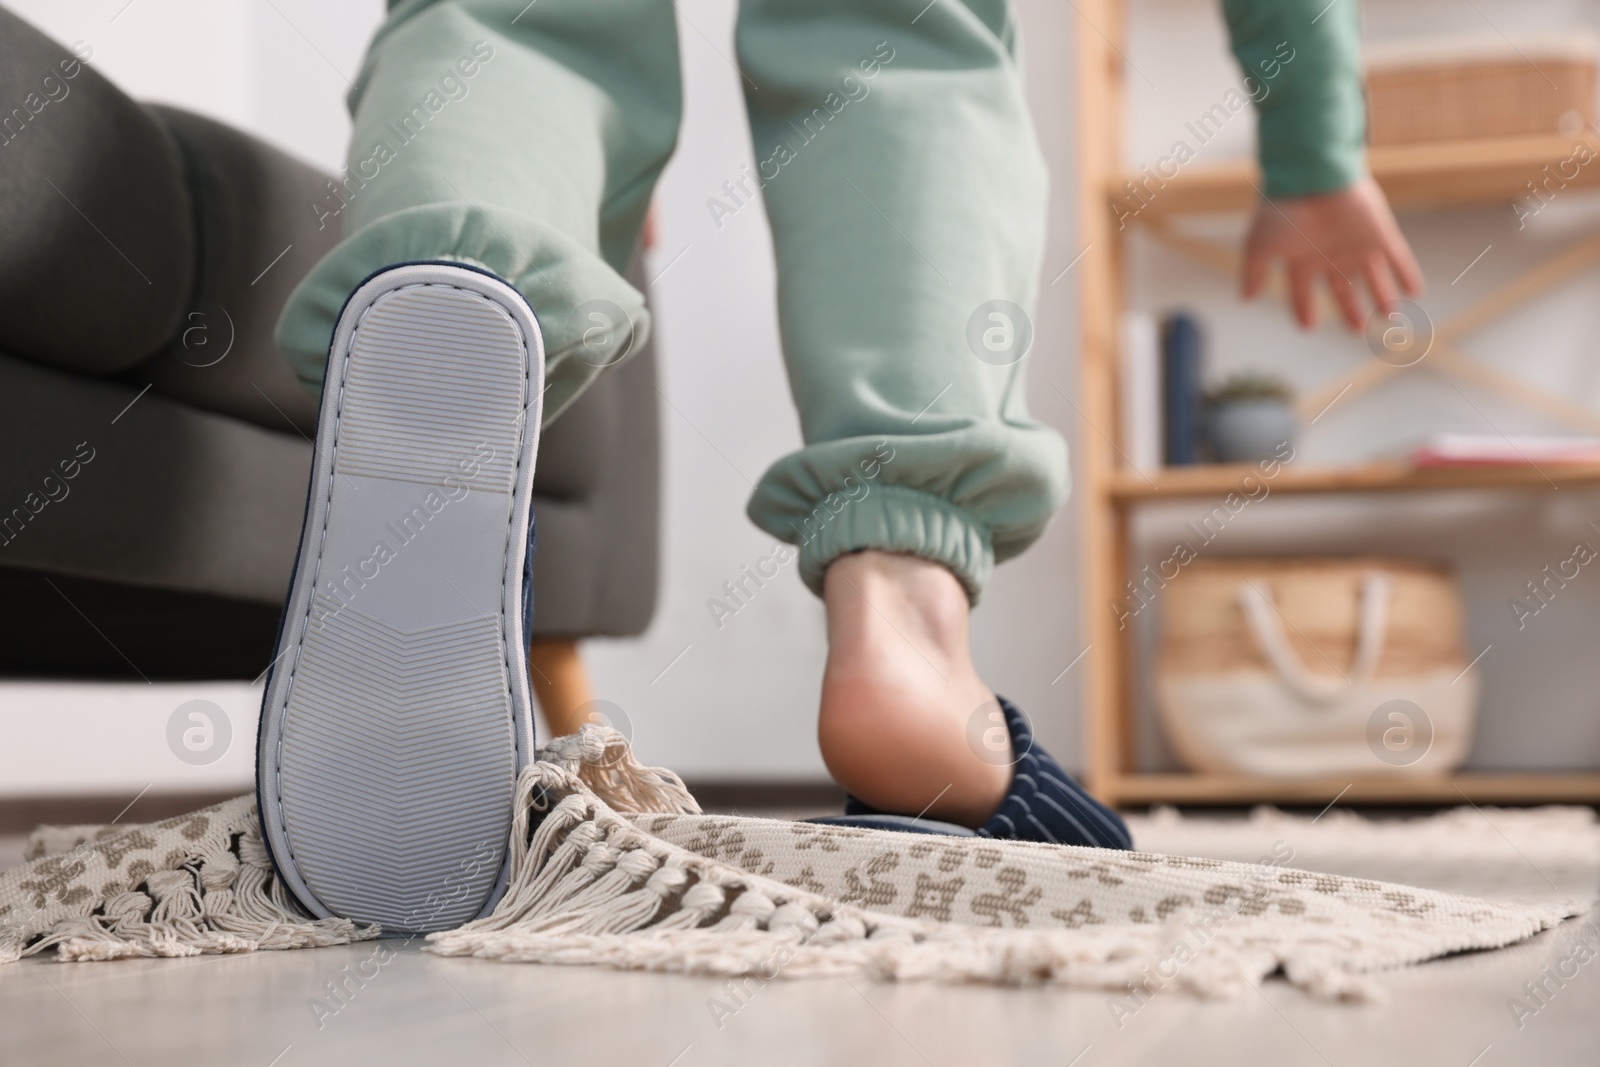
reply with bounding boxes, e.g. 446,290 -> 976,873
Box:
3,836 -> 1597,1066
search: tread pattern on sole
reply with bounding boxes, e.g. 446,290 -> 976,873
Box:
267,274 -> 537,933
336,286 -> 527,491
281,611 -> 514,929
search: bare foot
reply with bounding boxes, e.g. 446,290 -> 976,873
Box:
818,550 -> 1008,827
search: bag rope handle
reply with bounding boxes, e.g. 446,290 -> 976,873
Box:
1236,572 -> 1392,708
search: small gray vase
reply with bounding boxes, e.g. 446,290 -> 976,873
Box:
1207,398 -> 1297,463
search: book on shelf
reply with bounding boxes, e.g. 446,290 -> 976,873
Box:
1117,312 -> 1161,475
1160,311 -> 1205,466
1408,432 -> 1600,467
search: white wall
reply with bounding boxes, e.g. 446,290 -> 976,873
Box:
6,0 -> 381,172
585,0 -> 826,778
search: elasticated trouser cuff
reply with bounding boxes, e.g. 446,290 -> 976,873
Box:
277,202 -> 646,423
791,485 -> 993,600
748,416 -> 1070,604
274,0 -> 680,422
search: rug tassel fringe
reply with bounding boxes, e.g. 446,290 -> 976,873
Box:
427,756 -> 1190,993
7,805 -> 377,964
538,727 -> 701,816
423,737 -> 1421,1001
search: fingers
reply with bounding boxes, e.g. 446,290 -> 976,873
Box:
1240,243 -> 1269,300
1287,261 -> 1319,329
1365,179 -> 1425,296
1362,253 -> 1400,318
1386,231 -> 1425,296
1239,209 -> 1274,300
1238,184 -> 1425,332
1329,273 -> 1364,332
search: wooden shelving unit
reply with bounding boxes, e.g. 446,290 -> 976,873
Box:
1113,773 -> 1600,806
1111,460 -> 1600,500
1074,0 -> 1600,808
1111,132 -> 1600,218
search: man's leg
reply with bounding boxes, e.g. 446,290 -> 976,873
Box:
275,0 -> 682,422
259,0 -> 685,928
735,0 -> 1070,827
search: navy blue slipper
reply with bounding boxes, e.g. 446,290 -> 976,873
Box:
814,696 -> 1132,849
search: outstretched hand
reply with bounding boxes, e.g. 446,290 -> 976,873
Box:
1240,177 -> 1423,331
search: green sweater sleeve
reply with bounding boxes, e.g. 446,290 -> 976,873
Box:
1222,0 -> 1366,198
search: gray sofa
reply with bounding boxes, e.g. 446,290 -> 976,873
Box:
0,8 -> 658,679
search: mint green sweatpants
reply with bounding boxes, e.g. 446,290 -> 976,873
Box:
278,0 -> 1057,599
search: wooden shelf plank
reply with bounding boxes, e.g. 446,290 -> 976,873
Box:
1111,133 -> 1600,218
1108,460 -> 1600,501
1111,772 -> 1600,806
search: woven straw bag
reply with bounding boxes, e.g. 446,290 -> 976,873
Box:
1155,558 -> 1479,778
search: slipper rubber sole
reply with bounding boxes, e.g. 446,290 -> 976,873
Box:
256,262 -> 544,934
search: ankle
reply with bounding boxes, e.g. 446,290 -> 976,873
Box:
822,551 -> 971,657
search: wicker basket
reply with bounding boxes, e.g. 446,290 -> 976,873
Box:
1155,558 -> 1479,778
1366,34 -> 1597,146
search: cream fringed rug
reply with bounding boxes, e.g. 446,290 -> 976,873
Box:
1127,805 -> 1600,905
0,728 -> 1587,1001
